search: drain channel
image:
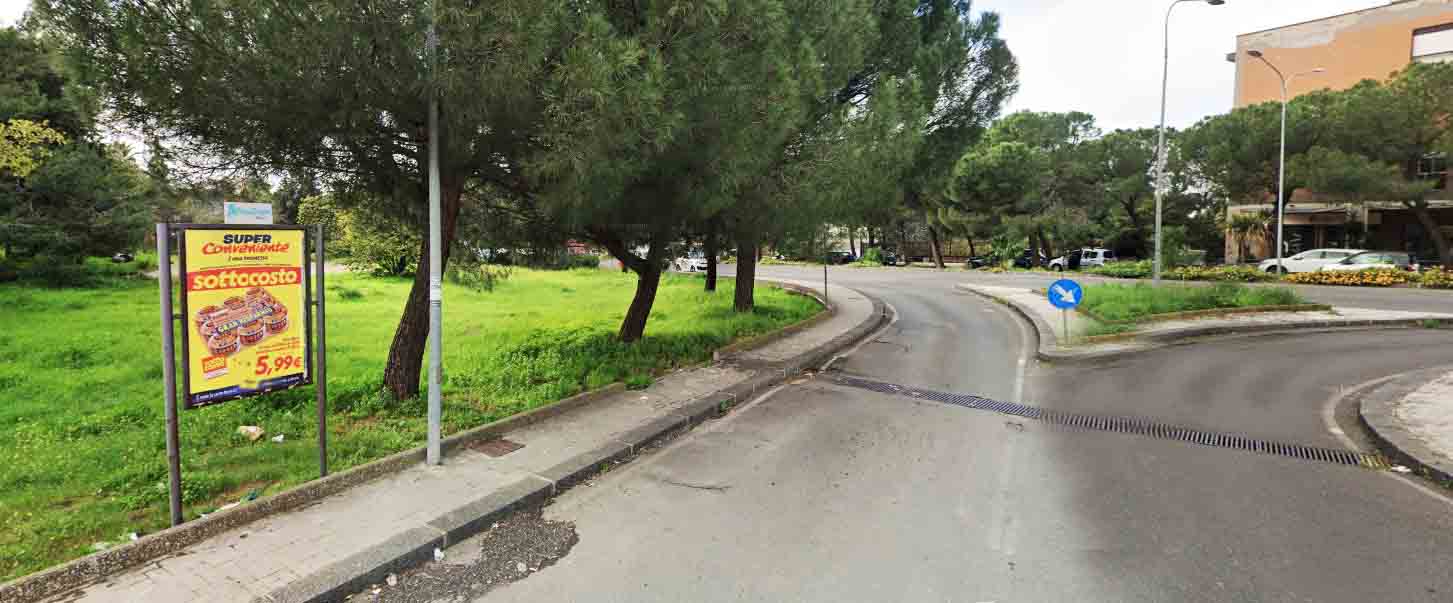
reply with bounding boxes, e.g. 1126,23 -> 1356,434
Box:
831,374 -> 1391,471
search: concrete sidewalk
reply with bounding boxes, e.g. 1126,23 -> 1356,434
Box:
956,282 -> 1453,362
1358,367 -> 1453,487
31,281 -> 882,603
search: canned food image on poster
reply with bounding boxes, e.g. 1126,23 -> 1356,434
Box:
181,228 -> 310,408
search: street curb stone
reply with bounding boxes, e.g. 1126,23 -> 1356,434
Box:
1355,367 -> 1453,489
954,282 -> 1450,363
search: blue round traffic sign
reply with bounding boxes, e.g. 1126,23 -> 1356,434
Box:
1048,279 -> 1083,310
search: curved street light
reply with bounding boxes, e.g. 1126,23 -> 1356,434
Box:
1153,0 -> 1225,285
1247,49 -> 1326,274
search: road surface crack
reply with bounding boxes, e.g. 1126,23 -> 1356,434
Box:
659,478 -> 732,492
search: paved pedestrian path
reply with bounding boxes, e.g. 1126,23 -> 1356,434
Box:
1393,371 -> 1453,467
38,281 -> 874,603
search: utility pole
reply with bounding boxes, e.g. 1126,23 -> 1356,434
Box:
1153,0 -> 1225,284
426,4 -> 443,466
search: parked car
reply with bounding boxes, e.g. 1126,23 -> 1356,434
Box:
826,250 -> 857,265
1317,251 -> 1415,272
1257,248 -> 1364,274
111,251 -> 135,263
875,249 -> 898,266
966,256 -> 990,269
1049,248 -> 1117,272
1012,249 -> 1048,269
673,250 -> 709,272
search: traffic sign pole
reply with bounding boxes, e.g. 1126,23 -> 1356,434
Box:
1047,278 -> 1084,347
1062,309 -> 1069,345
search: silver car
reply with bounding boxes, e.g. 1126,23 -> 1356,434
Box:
1317,251 -> 1415,272
674,250 -> 709,272
1258,248 -> 1364,274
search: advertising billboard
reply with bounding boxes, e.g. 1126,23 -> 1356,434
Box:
179,227 -> 311,407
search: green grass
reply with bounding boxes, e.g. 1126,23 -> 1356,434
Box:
1079,282 -> 1305,323
0,268 -> 819,581
1082,321 -> 1137,338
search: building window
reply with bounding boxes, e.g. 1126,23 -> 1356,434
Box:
1419,153 -> 1448,191
1413,24 -> 1453,64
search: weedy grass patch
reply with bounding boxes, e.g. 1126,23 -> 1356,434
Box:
0,268 -> 818,581
1079,282 -> 1305,323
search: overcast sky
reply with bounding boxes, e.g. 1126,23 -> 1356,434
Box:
977,0 -> 1386,131
3,0 -> 1386,132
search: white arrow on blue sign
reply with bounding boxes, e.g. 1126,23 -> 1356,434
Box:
1048,279 -> 1083,310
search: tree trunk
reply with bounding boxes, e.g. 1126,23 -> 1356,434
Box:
1038,226 -> 1055,265
590,226 -> 670,342
968,237 -> 976,260
848,227 -> 856,259
1029,231 -> 1043,268
1408,202 -> 1453,269
382,183 -> 464,400
704,219 -> 718,292
927,225 -> 945,269
619,263 -> 662,342
734,227 -> 758,312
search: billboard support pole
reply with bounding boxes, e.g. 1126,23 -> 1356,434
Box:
156,223 -> 184,527
314,226 -> 328,477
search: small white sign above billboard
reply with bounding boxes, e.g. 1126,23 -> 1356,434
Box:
223,202 -> 274,225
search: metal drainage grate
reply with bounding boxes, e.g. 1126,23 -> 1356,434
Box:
832,375 -> 1391,471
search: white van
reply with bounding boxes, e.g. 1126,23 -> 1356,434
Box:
1050,248 -> 1117,271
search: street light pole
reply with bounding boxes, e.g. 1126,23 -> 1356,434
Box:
1248,49 -> 1325,275
1153,0 -> 1225,285
425,4 -> 443,466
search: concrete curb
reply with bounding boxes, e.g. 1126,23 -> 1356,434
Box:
954,282 -> 1453,364
2,280 -> 881,603
1355,367 -> 1453,489
264,283 -> 887,603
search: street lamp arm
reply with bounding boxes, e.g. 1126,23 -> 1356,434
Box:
1253,54 -> 1288,89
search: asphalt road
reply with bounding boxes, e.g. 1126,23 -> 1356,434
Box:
425,266 -> 1453,602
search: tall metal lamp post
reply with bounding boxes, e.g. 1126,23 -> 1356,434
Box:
1152,0 -> 1225,284
1247,48 -> 1325,274
426,4 -> 444,465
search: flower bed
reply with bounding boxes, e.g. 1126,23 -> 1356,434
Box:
1166,265 -> 1279,283
1421,268 -> 1453,289
1284,268 -> 1416,287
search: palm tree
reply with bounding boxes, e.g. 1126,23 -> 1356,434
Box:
1226,211 -> 1273,264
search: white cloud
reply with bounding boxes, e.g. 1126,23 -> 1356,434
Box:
976,0 -> 1385,131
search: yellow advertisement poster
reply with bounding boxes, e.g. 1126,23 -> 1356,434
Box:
181,228 -> 309,407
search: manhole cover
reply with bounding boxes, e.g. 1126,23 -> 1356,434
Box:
470,438 -> 525,457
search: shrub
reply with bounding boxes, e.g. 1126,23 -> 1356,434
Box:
861,248 -> 883,264
446,263 -> 513,291
564,253 -> 601,270
1284,268 -> 1416,287
1421,268 -> 1453,289
1167,265 -> 1278,283
1086,260 -> 1152,279
17,257 -> 98,287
